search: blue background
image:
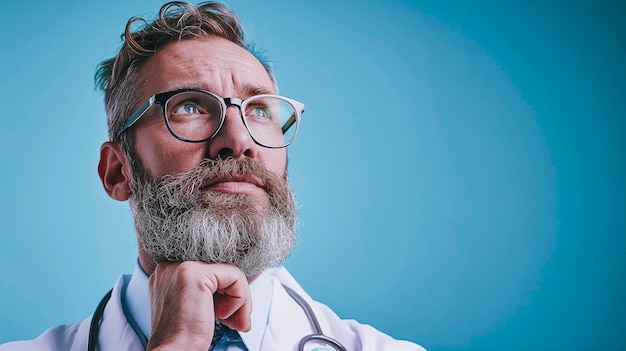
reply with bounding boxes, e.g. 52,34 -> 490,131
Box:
1,1 -> 624,350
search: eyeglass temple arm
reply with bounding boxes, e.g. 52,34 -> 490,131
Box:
115,97 -> 156,139
282,112 -> 298,134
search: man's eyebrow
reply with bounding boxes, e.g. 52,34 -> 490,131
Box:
240,84 -> 275,97
171,84 -> 275,98
177,84 -> 210,91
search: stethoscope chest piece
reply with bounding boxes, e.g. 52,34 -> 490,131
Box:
299,333 -> 348,351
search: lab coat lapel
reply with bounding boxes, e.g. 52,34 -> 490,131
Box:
261,271 -> 317,351
67,317 -> 90,351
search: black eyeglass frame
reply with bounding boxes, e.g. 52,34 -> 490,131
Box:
115,88 -> 305,149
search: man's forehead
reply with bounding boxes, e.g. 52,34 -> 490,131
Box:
140,37 -> 275,97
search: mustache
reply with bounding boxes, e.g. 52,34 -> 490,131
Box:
168,157 -> 279,186
131,157 -> 285,206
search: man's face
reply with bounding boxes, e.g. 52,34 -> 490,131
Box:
132,36 -> 287,183
124,37 -> 296,277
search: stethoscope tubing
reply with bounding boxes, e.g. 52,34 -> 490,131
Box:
87,289 -> 112,351
283,285 -> 347,351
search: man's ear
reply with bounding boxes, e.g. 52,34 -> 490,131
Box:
98,142 -> 132,201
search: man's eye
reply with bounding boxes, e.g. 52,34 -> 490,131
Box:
175,103 -> 200,114
250,106 -> 270,118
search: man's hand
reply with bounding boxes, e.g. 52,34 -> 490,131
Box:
146,261 -> 252,351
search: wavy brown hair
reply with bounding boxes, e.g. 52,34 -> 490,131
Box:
94,1 -> 274,161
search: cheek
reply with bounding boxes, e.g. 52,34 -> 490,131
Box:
134,131 -> 206,178
263,148 -> 288,178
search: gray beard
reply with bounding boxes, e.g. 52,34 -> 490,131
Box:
129,158 -> 297,277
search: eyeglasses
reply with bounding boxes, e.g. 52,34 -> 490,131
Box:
115,88 -> 305,148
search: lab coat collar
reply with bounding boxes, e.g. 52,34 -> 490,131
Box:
124,260 -> 274,351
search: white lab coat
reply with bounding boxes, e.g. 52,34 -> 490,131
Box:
0,267 -> 425,351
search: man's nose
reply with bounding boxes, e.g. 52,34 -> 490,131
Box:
206,105 -> 257,160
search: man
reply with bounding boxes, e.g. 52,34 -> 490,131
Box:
1,2 -> 424,350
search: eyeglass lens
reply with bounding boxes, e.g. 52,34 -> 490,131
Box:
163,91 -> 298,147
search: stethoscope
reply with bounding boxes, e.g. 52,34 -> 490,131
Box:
87,283 -> 347,351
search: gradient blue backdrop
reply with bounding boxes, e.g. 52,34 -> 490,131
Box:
1,1 -> 624,350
